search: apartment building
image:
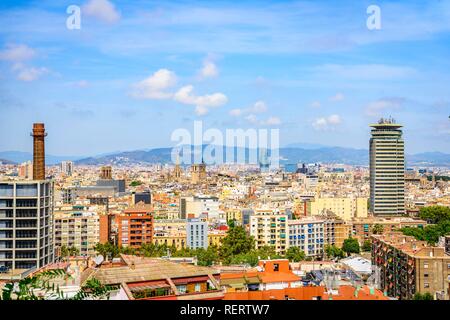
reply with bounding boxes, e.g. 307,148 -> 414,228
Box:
288,218 -> 324,257
309,196 -> 368,221
186,216 -> 208,249
352,217 -> 426,244
323,217 -> 348,248
0,180 -> 54,271
225,208 -> 243,225
372,232 -> 450,300
180,195 -> 220,220
117,204 -> 154,248
250,209 -> 288,255
54,206 -> 101,256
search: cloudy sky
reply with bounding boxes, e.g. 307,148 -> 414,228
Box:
0,0 -> 449,156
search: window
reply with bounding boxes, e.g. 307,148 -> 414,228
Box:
177,285 -> 187,294
424,283 -> 430,288
194,283 -> 201,292
424,263 -> 429,269
273,263 -> 279,272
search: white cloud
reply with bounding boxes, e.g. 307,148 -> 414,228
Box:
229,108 -> 243,117
83,0 -> 121,24
262,116 -> 282,126
0,44 -> 35,61
312,118 -> 327,130
199,59 -> 218,79
365,97 -> 405,117
312,114 -> 342,130
74,80 -> 89,88
130,69 -> 227,115
310,101 -> 321,108
250,100 -> 268,113
131,69 -> 177,99
230,100 -> 268,117
0,44 -> 49,82
243,114 -> 282,126
329,92 -> 344,102
327,114 -> 341,125
12,63 -> 48,82
245,114 -> 258,124
174,85 -> 228,115
229,100 -> 280,125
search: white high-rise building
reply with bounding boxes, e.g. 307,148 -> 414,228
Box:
186,216 -> 208,249
60,161 -> 74,176
369,118 -> 405,216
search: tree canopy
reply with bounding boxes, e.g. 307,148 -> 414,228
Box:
325,244 -> 345,259
218,225 -> 255,264
342,237 -> 360,256
362,240 -> 372,252
285,246 -> 306,262
372,224 -> 384,235
418,205 -> 450,224
400,206 -> 450,245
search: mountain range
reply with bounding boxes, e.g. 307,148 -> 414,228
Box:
2,145 -> 448,167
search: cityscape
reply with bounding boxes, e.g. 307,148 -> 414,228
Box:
0,0 -> 450,308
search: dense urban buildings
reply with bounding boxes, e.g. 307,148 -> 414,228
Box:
372,232 -> 450,300
0,120 -> 449,302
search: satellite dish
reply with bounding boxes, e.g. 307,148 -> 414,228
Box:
94,255 -> 104,266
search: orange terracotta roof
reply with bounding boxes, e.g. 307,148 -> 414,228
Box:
259,272 -> 301,284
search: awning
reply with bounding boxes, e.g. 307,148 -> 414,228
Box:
128,281 -> 171,292
172,276 -> 210,284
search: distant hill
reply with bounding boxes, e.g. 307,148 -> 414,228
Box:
2,146 -> 448,167
73,146 -> 449,167
0,151 -> 83,165
0,158 -> 16,165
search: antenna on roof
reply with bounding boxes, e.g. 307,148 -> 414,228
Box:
94,255 -> 104,266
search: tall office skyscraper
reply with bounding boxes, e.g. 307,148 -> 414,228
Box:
369,117 -> 405,216
0,123 -> 54,273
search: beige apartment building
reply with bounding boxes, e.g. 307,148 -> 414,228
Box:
309,196 -> 368,221
372,232 -> 450,300
249,209 -> 288,255
54,206 -> 101,257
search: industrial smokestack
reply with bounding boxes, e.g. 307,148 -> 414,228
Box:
31,123 -> 47,180
100,166 -> 112,180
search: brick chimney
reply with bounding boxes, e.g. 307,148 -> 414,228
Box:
31,123 -> 47,180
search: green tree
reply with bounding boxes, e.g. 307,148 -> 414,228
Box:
372,224 -> 384,235
362,240 -> 372,252
227,219 -> 236,229
285,246 -> 306,262
94,242 -> 120,260
195,246 -> 219,266
413,292 -> 434,300
1,269 -> 114,300
342,237 -> 360,256
219,226 -> 255,264
129,180 -> 142,187
325,244 -> 345,259
419,205 -> 450,224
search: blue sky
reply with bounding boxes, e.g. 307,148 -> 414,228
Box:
0,0 -> 449,156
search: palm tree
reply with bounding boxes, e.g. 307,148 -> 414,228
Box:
1,269 -> 114,300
